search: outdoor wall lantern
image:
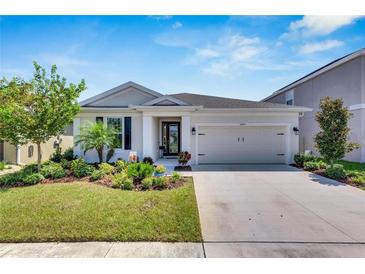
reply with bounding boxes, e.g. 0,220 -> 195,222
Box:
293,127 -> 299,135
192,127 -> 196,135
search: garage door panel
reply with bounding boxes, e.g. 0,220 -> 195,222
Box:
199,135 -> 285,145
199,127 -> 286,145
197,126 -> 286,164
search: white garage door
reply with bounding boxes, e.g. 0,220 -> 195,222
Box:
197,126 -> 287,164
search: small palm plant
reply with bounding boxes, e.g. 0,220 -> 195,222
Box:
75,122 -> 118,163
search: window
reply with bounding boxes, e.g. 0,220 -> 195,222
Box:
107,118 -> 123,148
96,117 -> 104,124
124,117 -> 132,150
28,145 -> 34,157
286,90 -> 294,105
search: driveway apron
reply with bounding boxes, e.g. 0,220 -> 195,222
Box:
191,164 -> 365,257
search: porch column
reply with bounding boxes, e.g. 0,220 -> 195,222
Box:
142,115 -> 153,159
73,118 -> 82,158
181,116 -> 191,152
15,145 -> 21,165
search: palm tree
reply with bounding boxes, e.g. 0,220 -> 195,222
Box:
75,122 -> 118,163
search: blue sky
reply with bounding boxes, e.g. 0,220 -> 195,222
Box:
1,15 -> 364,101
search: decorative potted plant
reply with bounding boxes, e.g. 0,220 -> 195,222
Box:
154,165 -> 166,177
175,151 -> 192,171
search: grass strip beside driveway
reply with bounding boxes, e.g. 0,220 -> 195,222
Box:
0,178 -> 202,242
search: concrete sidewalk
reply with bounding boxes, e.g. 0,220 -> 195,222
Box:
0,242 -> 204,258
2,241 -> 365,258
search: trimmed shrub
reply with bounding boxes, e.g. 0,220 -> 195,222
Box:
127,162 -> 154,183
115,160 -> 128,173
325,164 -> 346,180
22,164 -> 38,174
0,161 -> 6,170
316,161 -> 327,169
90,170 -> 106,181
40,162 -> 66,179
121,178 -> 134,190
351,176 -> 365,185
70,158 -> 94,178
142,177 -> 153,190
49,147 -> 63,163
62,148 -> 76,161
60,158 -> 71,169
143,157 -> 154,165
294,153 -> 317,167
98,163 -> 115,175
0,171 -> 27,187
23,173 -> 44,185
171,171 -> 181,183
346,170 -> 363,178
152,176 -> 167,188
112,173 -> 133,190
155,165 -> 166,174
111,172 -> 129,188
303,161 -> 326,171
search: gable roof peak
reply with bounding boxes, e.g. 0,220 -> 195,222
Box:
79,81 -> 163,106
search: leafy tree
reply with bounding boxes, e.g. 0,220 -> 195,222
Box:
75,122 -> 118,163
0,62 -> 86,170
0,78 -> 32,150
314,97 -> 360,167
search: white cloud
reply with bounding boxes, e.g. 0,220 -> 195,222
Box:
190,33 -> 266,76
299,40 -> 344,54
283,15 -> 362,38
195,48 -> 220,58
172,21 -> 183,29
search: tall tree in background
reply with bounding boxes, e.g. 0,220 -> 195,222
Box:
314,97 -> 360,167
0,62 -> 86,170
0,78 -> 33,163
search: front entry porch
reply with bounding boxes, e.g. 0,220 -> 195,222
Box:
142,115 -> 191,162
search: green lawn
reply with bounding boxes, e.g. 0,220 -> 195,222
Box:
0,178 -> 202,242
338,160 -> 365,172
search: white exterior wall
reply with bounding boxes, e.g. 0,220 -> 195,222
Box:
189,112 -> 299,165
181,116 -> 191,152
74,109 -> 300,165
74,112 -> 143,163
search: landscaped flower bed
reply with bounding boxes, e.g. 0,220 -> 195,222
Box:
0,149 -> 187,191
294,153 -> 365,190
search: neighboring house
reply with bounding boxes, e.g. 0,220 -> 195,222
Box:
74,81 -> 310,165
0,125 -> 73,165
262,48 -> 365,162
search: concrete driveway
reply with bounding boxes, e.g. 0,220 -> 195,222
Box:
191,165 -> 365,257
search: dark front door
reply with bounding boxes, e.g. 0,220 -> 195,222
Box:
162,122 -> 180,156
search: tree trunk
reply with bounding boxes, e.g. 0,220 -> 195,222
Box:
97,147 -> 103,163
36,142 -> 42,172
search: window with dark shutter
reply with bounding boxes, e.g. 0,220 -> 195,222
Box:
124,117 -> 132,150
96,117 -> 103,124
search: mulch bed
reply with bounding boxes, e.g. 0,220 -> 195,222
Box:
94,175 -> 189,191
294,165 -> 364,189
41,175 -> 89,184
38,174 -> 190,191
174,165 -> 192,171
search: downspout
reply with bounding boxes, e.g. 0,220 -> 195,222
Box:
361,55 -> 365,163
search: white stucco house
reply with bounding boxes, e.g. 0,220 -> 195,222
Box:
73,81 -> 310,165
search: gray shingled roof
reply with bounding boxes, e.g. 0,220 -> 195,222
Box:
170,93 -> 298,109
